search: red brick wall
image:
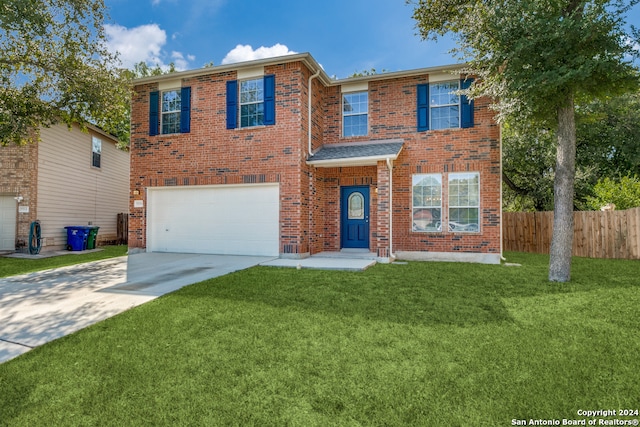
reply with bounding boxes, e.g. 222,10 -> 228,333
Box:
130,62 -> 501,257
130,62 -> 309,253
315,75 -> 501,256
0,142 -> 39,250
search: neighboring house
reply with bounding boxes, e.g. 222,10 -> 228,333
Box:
0,123 -> 129,252
129,53 -> 501,264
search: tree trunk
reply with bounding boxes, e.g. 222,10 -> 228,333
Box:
549,95 -> 577,282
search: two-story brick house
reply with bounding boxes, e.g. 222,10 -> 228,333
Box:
129,53 -> 501,264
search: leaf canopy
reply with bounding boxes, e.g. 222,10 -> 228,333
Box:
410,0 -> 640,124
0,0 -> 129,145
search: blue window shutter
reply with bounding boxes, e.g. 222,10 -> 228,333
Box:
149,91 -> 159,136
460,78 -> 474,129
264,74 -> 275,126
226,80 -> 238,129
417,84 -> 429,131
180,87 -> 191,133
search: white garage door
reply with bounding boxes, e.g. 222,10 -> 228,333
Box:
0,196 -> 17,251
147,184 -> 279,256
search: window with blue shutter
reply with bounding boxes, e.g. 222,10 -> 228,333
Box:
149,91 -> 159,136
149,87 -> 191,135
227,75 -> 276,129
419,79 -> 475,131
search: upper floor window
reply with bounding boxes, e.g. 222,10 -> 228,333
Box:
92,137 -> 101,168
343,91 -> 368,137
417,78 -> 474,132
240,78 -> 265,128
430,81 -> 460,130
148,87 -> 191,136
226,75 -> 275,129
161,89 -> 181,134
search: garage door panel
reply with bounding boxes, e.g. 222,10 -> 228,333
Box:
148,184 -> 279,256
0,196 -> 17,251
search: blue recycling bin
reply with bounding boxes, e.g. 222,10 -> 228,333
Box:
65,226 -> 92,251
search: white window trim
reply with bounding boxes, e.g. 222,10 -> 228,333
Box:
412,173 -> 443,233
430,80 -> 461,130
239,78 -> 265,128
448,172 -> 481,233
342,91 -> 369,137
161,88 -> 181,135
91,136 -> 102,169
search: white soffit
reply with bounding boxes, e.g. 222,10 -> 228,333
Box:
158,79 -> 182,91
428,71 -> 460,83
341,81 -> 369,93
237,66 -> 265,80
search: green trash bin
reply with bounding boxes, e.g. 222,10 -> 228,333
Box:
87,226 -> 100,249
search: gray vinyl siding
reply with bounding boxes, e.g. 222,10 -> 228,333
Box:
37,124 -> 129,250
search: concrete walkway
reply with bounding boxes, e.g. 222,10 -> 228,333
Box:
261,251 -> 377,271
0,253 -> 273,363
0,251 -> 377,364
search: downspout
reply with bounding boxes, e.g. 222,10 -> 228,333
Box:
308,69 -> 321,157
386,157 -> 395,260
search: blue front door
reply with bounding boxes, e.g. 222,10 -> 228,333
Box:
341,186 -> 370,249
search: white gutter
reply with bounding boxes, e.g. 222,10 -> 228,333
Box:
386,157 -> 395,259
308,69 -> 321,157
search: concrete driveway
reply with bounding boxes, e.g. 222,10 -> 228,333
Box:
0,253 -> 274,363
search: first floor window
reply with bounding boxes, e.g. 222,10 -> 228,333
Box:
448,172 -> 480,232
92,137 -> 101,168
161,89 -> 181,134
412,174 -> 442,232
412,172 -> 481,233
343,91 -> 368,136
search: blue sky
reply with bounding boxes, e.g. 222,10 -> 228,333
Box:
102,0 -> 460,78
103,0 -> 640,79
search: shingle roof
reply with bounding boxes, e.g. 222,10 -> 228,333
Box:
307,140 -> 404,167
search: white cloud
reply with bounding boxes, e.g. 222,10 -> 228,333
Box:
104,23 -> 193,71
171,52 -> 190,70
221,44 -> 297,65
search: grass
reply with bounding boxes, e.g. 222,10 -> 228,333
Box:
0,251 -> 638,426
0,245 -> 128,278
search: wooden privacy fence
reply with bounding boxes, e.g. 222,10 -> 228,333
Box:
503,207 -> 640,260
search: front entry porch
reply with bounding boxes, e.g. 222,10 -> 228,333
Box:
261,249 -> 378,271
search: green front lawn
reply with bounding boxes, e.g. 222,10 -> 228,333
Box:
1,252 -> 638,426
0,245 -> 128,278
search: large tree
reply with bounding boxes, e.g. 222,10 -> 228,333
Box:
410,0 -> 639,281
0,0 -> 129,145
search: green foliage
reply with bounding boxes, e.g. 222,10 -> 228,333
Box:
576,92 -> 640,178
0,0 -> 130,146
503,91 -> 640,211
411,0 -> 640,125
349,68 -> 388,77
586,175 -> 640,210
